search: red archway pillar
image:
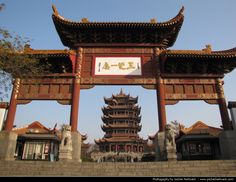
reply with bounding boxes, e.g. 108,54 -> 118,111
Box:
70,77 -> 81,132
70,48 -> 83,132
154,48 -> 167,132
217,79 -> 231,130
156,77 -> 167,132
4,78 -> 20,131
219,98 -> 231,130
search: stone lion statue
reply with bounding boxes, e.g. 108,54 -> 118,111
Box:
61,124 -> 71,132
165,124 -> 176,147
59,124 -> 73,160
61,124 -> 72,148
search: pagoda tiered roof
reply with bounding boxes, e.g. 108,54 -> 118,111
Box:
103,105 -> 140,110
104,89 -> 138,104
102,108 -> 140,117
101,124 -> 142,132
104,97 -> 138,105
102,115 -> 141,122
160,46 -> 236,75
97,90 -> 144,146
95,136 -> 145,144
52,5 -> 184,48
102,105 -> 141,114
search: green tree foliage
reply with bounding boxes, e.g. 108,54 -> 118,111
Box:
0,29 -> 46,77
0,4 -> 50,101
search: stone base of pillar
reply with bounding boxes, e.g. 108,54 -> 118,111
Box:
155,132 -> 167,161
71,132 -> 82,162
0,131 -> 17,161
59,149 -> 72,161
59,131 -> 82,162
219,130 -> 236,159
166,145 -> 177,161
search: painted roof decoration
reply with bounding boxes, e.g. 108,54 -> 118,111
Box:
179,121 -> 222,137
160,46 -> 236,75
19,6 -> 236,76
52,5 -> 184,48
12,121 -> 55,135
13,121 -> 87,141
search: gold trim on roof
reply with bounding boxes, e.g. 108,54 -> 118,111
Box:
52,5 -> 184,28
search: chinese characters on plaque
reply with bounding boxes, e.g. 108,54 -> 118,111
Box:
94,57 -> 142,75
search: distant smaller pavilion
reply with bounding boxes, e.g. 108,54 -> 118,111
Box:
13,121 -> 60,161
176,121 -> 222,160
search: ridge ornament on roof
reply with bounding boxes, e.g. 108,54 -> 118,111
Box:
52,4 -> 184,48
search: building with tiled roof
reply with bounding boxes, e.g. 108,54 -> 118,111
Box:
160,46 -> 236,75
3,4 -> 236,161
176,121 -> 223,160
94,89 -> 146,162
13,121 -> 88,161
13,121 -> 60,161
52,5 -> 184,48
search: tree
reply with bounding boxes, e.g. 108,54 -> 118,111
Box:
0,4 -> 50,101
0,3 -> 4,11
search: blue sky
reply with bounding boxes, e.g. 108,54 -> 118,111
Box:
1,0 -> 236,142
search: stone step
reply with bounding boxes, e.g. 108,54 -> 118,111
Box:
0,160 -> 236,176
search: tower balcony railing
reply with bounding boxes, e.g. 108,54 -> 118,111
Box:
107,114 -> 140,118
104,133 -> 138,138
103,124 -> 140,128
108,105 -> 135,109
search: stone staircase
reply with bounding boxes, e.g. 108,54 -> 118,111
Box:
0,160 -> 236,177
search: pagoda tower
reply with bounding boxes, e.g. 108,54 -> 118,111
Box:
94,89 -> 145,162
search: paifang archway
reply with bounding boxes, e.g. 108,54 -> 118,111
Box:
4,6 -> 236,133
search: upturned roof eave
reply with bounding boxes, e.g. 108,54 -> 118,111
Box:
52,5 -> 184,29
52,5 -> 184,48
161,47 -> 236,59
